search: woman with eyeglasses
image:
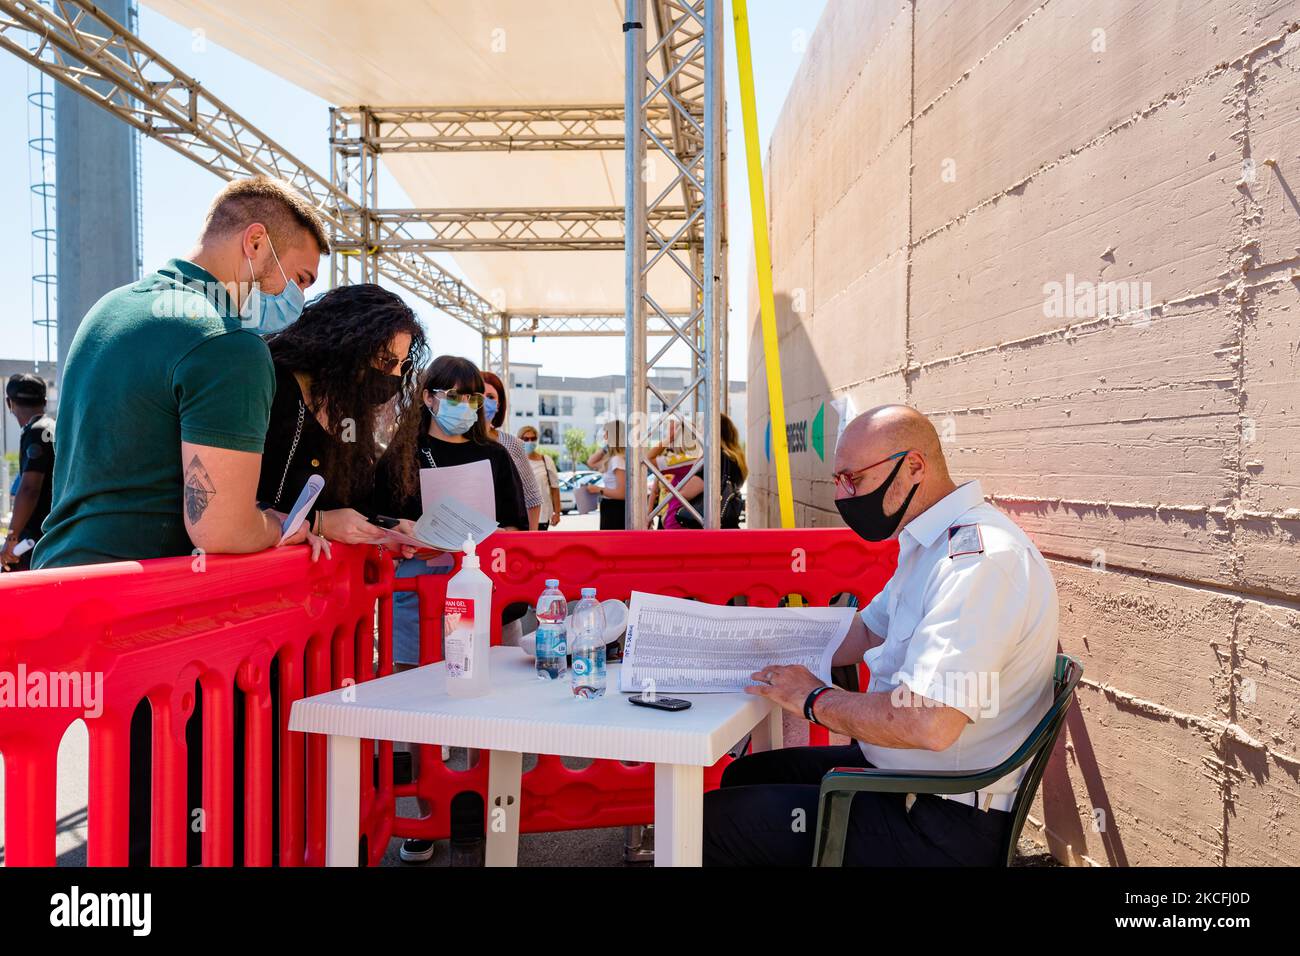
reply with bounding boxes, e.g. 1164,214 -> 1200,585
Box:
372,353 -> 528,864
257,283 -> 426,550
372,354 -> 528,670
375,355 -> 529,531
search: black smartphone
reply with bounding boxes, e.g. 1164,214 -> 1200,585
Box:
628,695 -> 692,712
369,514 -> 400,529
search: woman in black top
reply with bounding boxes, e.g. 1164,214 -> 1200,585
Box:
374,355 -> 528,529
375,354 -> 528,864
257,283 -> 427,546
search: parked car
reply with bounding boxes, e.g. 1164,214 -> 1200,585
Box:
558,478 -> 576,514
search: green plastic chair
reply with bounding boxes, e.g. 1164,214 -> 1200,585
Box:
812,654 -> 1083,867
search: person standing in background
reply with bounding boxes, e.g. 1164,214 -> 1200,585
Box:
660,412 -> 748,529
480,370 -> 541,531
2,374 -> 55,572
518,424 -> 562,530
588,419 -> 627,530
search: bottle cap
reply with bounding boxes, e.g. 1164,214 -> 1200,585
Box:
461,533 -> 480,569
581,587 -> 597,597
545,578 -> 559,587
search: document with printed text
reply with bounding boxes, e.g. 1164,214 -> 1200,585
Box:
375,461 -> 500,551
620,591 -> 856,694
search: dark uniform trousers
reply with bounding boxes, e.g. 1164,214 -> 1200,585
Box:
703,743 -> 1012,866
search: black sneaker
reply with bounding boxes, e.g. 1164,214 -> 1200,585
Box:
399,838 -> 436,864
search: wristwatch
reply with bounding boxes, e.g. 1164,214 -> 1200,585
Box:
804,685 -> 834,725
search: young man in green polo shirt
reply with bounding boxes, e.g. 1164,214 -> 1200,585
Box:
33,176 -> 331,569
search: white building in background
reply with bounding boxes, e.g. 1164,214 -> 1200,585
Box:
505,362 -> 747,469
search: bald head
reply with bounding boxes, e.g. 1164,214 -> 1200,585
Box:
839,406 -> 948,478
832,404 -> 956,536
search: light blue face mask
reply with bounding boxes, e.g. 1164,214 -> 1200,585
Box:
240,236 -> 304,333
432,397 -> 478,436
522,440 -> 537,455
483,396 -> 499,423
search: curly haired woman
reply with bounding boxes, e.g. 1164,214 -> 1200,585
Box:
256,283 -> 427,549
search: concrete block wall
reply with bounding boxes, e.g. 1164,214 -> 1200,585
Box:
746,0 -> 1300,865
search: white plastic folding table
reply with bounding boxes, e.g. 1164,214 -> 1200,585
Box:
289,646 -> 783,867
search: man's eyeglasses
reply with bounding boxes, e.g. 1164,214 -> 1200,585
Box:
832,450 -> 908,497
433,388 -> 484,410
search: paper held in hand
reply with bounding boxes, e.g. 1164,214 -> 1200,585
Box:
374,503 -> 498,552
619,591 -> 856,694
375,459 -> 500,551
411,499 -> 497,551
575,483 -> 600,515
279,474 -> 325,544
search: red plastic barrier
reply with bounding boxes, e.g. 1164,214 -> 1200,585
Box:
392,528 -> 895,840
0,545 -> 395,866
1,528 -> 894,864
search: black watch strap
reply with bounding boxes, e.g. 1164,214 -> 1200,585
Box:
804,685 -> 834,725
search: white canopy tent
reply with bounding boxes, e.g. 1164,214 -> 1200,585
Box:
0,0 -> 725,526
147,0 -> 691,319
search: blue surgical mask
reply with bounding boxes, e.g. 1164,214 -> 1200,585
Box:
483,397 -> 499,423
522,440 -> 537,454
432,397 -> 478,436
240,236 -> 305,333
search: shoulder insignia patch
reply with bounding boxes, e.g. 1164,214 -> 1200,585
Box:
947,524 -> 984,558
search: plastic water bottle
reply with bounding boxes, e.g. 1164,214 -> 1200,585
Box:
570,588 -> 607,700
535,579 -> 568,680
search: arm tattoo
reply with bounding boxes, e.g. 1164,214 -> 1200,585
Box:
184,454 -> 217,525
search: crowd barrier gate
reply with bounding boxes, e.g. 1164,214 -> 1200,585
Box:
0,528 -> 894,865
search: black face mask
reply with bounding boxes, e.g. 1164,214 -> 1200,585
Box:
360,367 -> 403,406
835,454 -> 919,542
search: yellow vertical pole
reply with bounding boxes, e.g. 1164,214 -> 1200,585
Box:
732,0 -> 796,530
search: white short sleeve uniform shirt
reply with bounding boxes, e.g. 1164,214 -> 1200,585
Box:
857,480 -> 1059,808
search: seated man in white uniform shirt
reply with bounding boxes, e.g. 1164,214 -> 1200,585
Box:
703,404 -> 1058,866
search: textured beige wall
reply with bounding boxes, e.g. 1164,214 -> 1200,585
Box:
747,0 -> 1300,865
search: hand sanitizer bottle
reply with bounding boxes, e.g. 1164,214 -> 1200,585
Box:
444,534 -> 493,698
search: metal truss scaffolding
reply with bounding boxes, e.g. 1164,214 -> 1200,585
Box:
0,0 -> 727,530
330,104 -> 674,154
624,0 -> 724,529
0,0 -> 500,336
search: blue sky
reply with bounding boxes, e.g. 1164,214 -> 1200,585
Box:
0,1 -> 826,378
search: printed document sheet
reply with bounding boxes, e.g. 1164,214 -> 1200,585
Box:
377,460 -> 500,551
620,591 -> 856,694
